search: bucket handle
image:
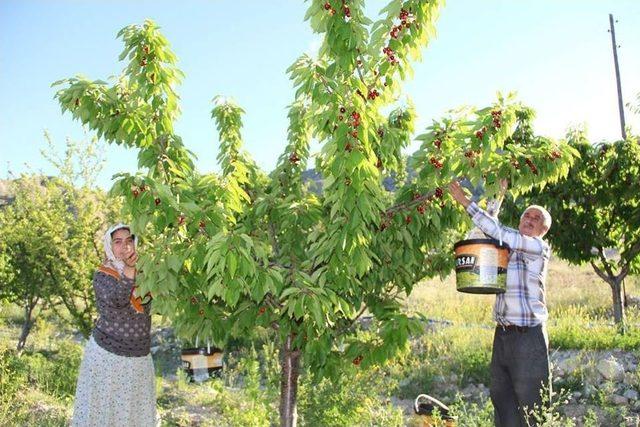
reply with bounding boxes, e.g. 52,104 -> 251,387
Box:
195,336 -> 212,354
490,215 -> 503,247
414,394 -> 451,414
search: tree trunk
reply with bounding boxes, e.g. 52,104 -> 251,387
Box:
590,259 -> 628,335
17,301 -> 37,352
279,333 -> 301,427
610,278 -> 626,335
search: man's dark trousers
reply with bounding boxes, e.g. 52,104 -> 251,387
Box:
490,324 -> 551,426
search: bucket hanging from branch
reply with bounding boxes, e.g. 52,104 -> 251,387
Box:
181,336 -> 224,383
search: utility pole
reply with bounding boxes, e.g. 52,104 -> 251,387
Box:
609,13 -> 626,140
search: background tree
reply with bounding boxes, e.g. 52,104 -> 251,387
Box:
53,3 -> 576,424
502,130 -> 640,334
0,135 -> 119,350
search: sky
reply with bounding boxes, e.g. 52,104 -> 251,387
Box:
1,0 -> 639,190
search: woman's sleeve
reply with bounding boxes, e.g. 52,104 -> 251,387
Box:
465,202 -> 549,256
93,271 -> 131,310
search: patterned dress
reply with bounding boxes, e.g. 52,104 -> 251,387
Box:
71,267 -> 156,427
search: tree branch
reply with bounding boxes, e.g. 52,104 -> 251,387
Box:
590,259 -> 612,285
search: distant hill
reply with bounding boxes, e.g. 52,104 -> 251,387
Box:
301,167 -> 414,194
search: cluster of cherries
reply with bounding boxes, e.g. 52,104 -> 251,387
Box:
132,185 -> 161,207
429,156 -> 444,169
549,150 -> 562,161
491,110 -> 502,128
132,184 -> 147,199
524,158 -> 538,175
323,1 -> 350,18
189,297 -> 205,316
382,46 -> 399,65
367,89 -> 380,100
390,8 -> 413,39
379,186 -> 445,229
348,110 -> 361,138
407,188 -> 445,223
289,152 -> 301,164
475,126 -> 488,140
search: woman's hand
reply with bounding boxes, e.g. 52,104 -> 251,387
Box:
123,251 -> 138,267
123,251 -> 138,279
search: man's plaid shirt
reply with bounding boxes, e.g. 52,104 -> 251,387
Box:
466,202 -> 551,327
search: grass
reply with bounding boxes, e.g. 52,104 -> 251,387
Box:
0,258 -> 638,426
407,257 -> 640,350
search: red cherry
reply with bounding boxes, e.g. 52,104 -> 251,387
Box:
353,355 -> 363,366
154,197 -> 161,206
376,159 -> 383,168
140,58 -> 147,67
345,143 -> 352,151
475,130 -> 484,139
178,215 -> 186,225
258,306 -> 267,315
289,153 -> 300,164
417,205 -> 425,214
351,130 -> 358,138
133,189 -> 140,198
324,2 -> 331,10
435,187 -> 443,198
190,296 -> 198,305
343,6 -> 351,17
405,216 -> 412,224
199,220 -> 206,229
434,139 -> 442,149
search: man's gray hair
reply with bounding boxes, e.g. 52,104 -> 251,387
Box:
522,205 -> 552,230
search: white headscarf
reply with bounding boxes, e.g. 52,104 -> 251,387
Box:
103,223 -> 137,275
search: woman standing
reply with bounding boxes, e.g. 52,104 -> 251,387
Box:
72,223 -> 156,426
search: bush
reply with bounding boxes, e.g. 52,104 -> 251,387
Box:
298,367 -> 403,427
